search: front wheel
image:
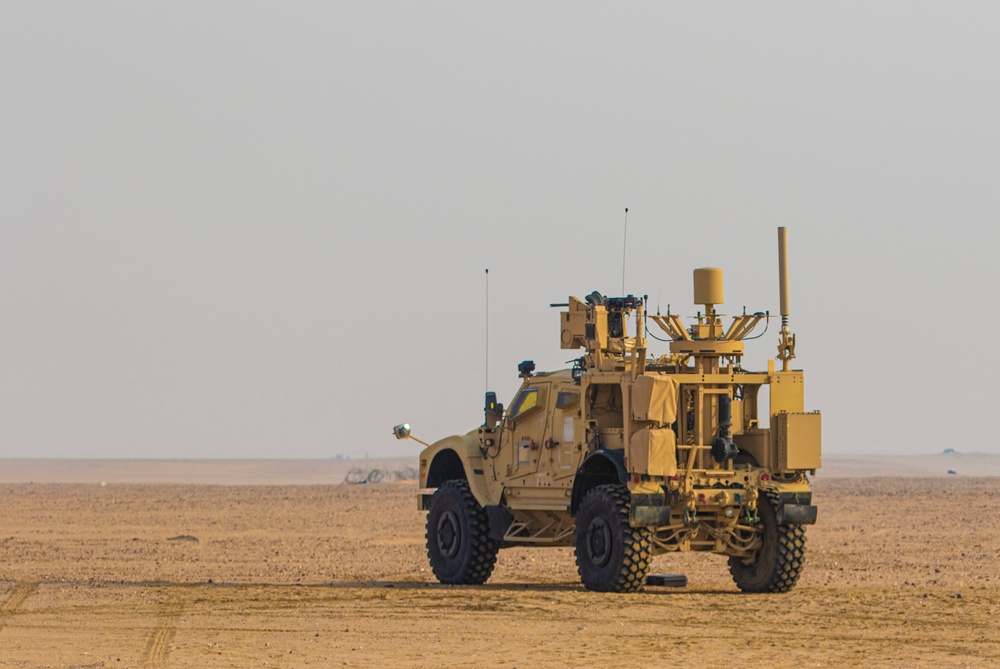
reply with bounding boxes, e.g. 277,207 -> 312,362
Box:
728,493 -> 806,593
426,479 -> 498,585
574,484 -> 652,592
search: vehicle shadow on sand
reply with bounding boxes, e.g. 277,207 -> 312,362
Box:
38,578 -> 734,596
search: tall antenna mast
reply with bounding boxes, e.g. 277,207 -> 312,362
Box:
621,207 -> 629,294
485,268 -> 489,392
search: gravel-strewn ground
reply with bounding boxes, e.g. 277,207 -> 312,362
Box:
0,477 -> 997,667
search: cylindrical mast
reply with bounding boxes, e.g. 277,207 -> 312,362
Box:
778,226 -> 790,328
776,226 -> 796,371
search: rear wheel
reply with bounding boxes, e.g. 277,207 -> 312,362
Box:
728,493 -> 806,593
426,480 -> 498,585
574,484 -> 652,592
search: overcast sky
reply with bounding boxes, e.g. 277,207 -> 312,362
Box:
1,2 -> 998,459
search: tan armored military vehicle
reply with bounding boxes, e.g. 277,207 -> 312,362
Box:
394,227 -> 820,593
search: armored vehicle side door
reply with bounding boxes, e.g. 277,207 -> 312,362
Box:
541,385 -> 584,485
502,382 -> 551,484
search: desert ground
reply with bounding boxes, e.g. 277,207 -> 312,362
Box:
0,458 -> 997,668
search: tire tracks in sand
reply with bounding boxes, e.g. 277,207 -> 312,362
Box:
142,596 -> 185,667
0,581 -> 39,630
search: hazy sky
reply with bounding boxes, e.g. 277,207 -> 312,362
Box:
2,2 -> 998,459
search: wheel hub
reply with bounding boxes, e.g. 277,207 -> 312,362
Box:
586,517 -> 613,567
436,510 -> 461,558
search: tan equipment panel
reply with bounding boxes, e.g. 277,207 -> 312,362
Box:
775,412 -> 822,470
770,371 -> 805,414
560,297 -> 588,349
630,373 -> 678,425
733,429 -> 771,469
628,428 -> 678,477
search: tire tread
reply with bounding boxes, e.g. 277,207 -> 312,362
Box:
574,484 -> 652,593
728,490 -> 807,593
426,480 -> 498,585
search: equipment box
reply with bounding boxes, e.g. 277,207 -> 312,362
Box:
775,412 -> 822,470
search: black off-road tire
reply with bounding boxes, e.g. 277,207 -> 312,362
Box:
728,493 -> 806,593
574,484 -> 653,593
426,480 -> 499,585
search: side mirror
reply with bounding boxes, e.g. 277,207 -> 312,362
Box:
484,392 -> 503,428
393,423 -> 411,440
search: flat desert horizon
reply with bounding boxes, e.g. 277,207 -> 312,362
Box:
0,452 -> 998,484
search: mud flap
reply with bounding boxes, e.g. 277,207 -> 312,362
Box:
485,505 -> 514,541
776,503 -> 817,525
630,505 -> 671,528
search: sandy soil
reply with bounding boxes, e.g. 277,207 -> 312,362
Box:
0,475 -> 998,668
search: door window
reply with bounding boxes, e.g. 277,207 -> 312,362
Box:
556,391 -> 579,410
510,388 -> 539,420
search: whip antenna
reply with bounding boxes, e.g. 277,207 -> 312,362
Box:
485,268 -> 489,392
621,207 -> 629,294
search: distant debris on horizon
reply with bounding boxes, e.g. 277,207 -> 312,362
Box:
942,448 -> 959,455
344,466 -> 418,485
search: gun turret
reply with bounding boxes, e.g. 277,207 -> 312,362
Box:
558,292 -> 645,374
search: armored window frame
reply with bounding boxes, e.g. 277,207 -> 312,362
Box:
556,391 -> 579,410
509,387 -> 545,421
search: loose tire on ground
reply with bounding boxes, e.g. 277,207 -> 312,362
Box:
728,493 -> 806,593
426,479 -> 499,585
574,484 -> 653,593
